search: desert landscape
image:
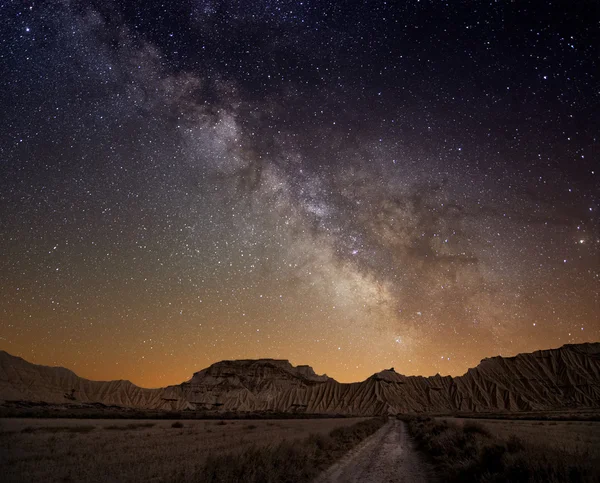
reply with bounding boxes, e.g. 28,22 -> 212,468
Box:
1,0 -> 598,481
2,343 -> 600,415
1,343 -> 599,482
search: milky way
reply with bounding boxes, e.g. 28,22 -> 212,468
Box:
0,0 -> 598,386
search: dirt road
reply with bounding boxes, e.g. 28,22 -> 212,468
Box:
315,419 -> 435,483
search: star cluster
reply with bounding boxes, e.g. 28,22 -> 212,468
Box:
0,0 -> 597,387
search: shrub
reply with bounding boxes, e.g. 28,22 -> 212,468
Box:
463,421 -> 491,436
171,421 -> 184,428
198,417 -> 385,482
506,434 -> 525,453
405,417 -> 599,483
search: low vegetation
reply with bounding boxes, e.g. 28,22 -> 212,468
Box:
200,417 -> 385,482
21,425 -> 95,434
0,417 -> 369,482
451,411 -> 600,422
405,416 -> 600,483
447,417 -> 600,454
0,401 -> 355,419
105,423 -> 155,430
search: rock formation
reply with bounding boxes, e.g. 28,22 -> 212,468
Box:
1,343 -> 599,414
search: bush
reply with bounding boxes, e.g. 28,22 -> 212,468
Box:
198,417 -> 385,482
171,421 -> 184,428
506,434 -> 525,453
405,417 -> 599,483
463,421 -> 491,436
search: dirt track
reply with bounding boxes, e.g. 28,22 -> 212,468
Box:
315,419 -> 434,483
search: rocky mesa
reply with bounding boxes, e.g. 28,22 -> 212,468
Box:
1,343 -> 599,414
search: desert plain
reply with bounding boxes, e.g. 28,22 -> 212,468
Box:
0,417 -> 366,482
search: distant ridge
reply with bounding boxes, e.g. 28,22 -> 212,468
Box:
1,343 -> 599,415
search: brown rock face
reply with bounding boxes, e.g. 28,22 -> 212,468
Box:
1,343 -> 599,414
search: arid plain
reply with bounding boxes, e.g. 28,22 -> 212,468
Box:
0,418 -> 366,482
2,416 -> 599,482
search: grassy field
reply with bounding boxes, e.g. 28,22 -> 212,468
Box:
200,417 -> 385,482
406,416 -> 600,482
443,417 -> 600,455
0,417 -> 373,482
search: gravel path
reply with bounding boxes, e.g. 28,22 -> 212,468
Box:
315,419 -> 435,483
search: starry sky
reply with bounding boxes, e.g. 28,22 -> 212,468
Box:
0,0 -> 598,388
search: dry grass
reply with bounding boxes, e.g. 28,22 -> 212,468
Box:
20,425 -> 96,434
0,417 -> 369,482
445,417 -> 600,455
105,422 -> 156,431
200,418 -> 385,482
405,416 -> 600,482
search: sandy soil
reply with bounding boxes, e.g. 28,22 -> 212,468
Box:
315,419 -> 435,483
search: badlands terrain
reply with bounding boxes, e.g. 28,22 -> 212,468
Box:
1,342 -> 599,415
1,343 -> 599,482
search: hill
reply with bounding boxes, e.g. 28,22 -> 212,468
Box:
1,343 -> 599,414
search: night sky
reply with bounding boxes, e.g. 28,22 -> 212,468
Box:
0,0 -> 598,388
